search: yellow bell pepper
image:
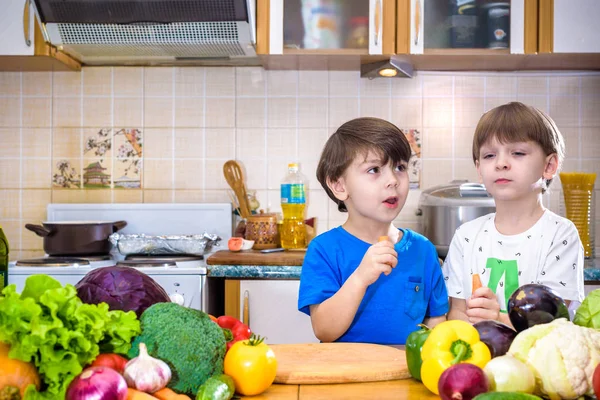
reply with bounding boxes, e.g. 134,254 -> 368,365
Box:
420,320 -> 491,394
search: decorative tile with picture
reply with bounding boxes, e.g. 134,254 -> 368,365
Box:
84,128 -> 112,158
52,159 -> 81,189
402,128 -> 421,189
114,128 -> 143,189
114,158 -> 142,189
83,159 -> 111,189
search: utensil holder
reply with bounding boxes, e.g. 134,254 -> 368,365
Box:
559,172 -> 596,266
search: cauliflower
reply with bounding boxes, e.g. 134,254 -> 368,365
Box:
508,318 -> 600,400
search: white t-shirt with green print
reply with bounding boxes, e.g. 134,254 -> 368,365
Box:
442,210 -> 585,313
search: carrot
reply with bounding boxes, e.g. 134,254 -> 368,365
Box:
378,236 -> 390,242
472,273 -> 483,292
153,388 -> 191,400
127,388 -> 159,400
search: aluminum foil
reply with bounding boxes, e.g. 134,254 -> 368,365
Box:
109,232 -> 221,255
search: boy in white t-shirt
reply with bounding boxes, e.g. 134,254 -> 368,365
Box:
442,102 -> 585,328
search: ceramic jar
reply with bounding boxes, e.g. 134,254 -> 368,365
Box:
245,213 -> 279,249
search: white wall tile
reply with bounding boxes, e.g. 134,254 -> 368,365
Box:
206,67 -> 235,97
236,98 -> 266,127
360,98 -> 390,120
329,71 -> 359,97
267,98 -> 297,128
328,97 -> 359,128
236,67 -> 266,97
267,71 -> 298,97
299,71 -> 328,97
392,74 -> 422,97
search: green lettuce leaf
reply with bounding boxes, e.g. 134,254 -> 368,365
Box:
0,274 -> 141,399
574,289 -> 600,329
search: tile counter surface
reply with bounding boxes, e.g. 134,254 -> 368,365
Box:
207,265 -> 302,279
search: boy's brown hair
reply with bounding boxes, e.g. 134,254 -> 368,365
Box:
317,117 -> 412,212
472,102 -> 565,190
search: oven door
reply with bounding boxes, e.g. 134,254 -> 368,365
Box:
145,274 -> 203,311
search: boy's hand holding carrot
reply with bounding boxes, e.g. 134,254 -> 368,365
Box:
466,273 -> 500,323
353,236 -> 398,287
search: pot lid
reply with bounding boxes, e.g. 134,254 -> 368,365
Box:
419,180 -> 496,207
41,221 -> 119,224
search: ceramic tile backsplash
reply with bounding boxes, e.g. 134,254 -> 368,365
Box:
1,68 -> 599,258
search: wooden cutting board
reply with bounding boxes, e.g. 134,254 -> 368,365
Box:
206,250 -> 305,266
270,343 -> 410,384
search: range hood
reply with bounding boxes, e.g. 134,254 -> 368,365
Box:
32,0 -> 257,66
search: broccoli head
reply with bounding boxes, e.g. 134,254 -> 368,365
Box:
127,302 -> 226,395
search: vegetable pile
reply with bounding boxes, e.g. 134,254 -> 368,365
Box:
406,284 -> 600,400
0,275 -> 141,399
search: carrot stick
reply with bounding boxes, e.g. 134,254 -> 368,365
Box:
472,274 -> 483,292
378,236 -> 390,242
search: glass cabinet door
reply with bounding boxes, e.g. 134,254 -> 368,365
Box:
409,0 -> 527,54
267,0 -> 392,55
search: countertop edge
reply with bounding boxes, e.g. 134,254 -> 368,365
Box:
207,265 -> 302,279
208,265 -> 600,282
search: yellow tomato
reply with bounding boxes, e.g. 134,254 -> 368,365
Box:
223,335 -> 277,396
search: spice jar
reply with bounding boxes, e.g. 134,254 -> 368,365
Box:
346,16 -> 369,49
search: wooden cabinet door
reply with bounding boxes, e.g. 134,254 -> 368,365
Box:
539,0 -> 600,53
239,280 -> 319,344
400,0 -> 537,55
0,0 -> 35,56
259,0 -> 396,55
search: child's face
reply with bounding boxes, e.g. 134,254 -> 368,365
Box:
476,137 -> 558,202
328,150 -> 409,225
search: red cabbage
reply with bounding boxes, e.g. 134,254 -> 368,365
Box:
76,266 -> 171,317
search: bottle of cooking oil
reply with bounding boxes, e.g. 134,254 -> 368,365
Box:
280,163 -> 307,249
0,225 -> 9,291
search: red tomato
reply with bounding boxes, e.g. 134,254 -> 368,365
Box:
228,237 -> 244,252
90,353 -> 128,375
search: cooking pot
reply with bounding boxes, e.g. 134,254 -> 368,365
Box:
25,221 -> 127,256
417,181 -> 495,258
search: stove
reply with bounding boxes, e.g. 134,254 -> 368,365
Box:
9,203 -> 232,314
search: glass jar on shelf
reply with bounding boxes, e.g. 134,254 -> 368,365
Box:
346,16 -> 369,49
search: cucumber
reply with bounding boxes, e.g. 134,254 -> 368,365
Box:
195,374 -> 235,400
474,393 -> 543,400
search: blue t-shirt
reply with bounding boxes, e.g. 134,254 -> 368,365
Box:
298,227 -> 448,345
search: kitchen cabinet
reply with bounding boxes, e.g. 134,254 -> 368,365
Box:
232,280 -> 319,344
401,0 -> 537,55
258,0 -> 396,55
539,0 -> 600,53
0,0 -> 80,71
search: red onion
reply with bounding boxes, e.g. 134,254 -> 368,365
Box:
438,363 -> 489,400
66,366 -> 128,400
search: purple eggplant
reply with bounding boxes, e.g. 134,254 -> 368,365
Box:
507,284 -> 570,332
473,320 -> 517,358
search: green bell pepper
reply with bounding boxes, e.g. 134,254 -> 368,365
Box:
405,323 -> 430,381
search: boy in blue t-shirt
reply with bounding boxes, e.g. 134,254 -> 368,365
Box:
298,117 -> 448,345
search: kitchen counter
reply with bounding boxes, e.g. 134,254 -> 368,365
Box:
207,250 -> 600,282
239,379 -> 437,400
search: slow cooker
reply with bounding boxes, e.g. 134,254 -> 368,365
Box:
417,180 -> 496,258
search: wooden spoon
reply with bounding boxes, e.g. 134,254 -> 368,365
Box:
223,160 -> 252,218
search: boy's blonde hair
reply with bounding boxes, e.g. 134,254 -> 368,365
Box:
317,117 -> 412,212
472,102 -> 565,191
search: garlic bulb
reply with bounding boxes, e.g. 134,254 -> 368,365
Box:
124,343 -> 171,393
